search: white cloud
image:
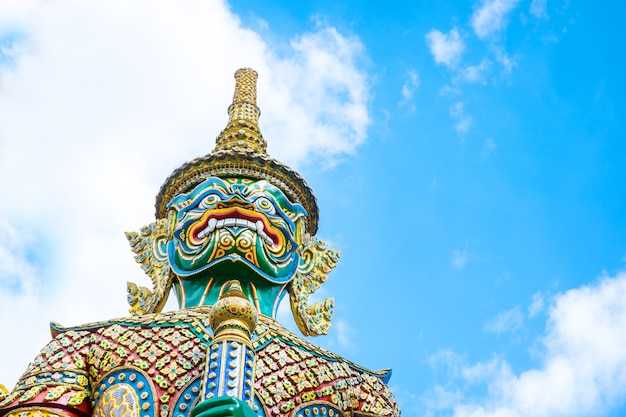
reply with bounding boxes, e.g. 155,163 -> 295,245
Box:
528,292 -> 545,317
461,355 -> 512,384
461,59 -> 492,84
422,385 -> 464,412
269,25 -> 370,165
399,69 -> 420,110
494,48 -> 518,75
471,0 -> 520,39
450,102 -> 473,133
429,348 -> 466,377
440,84 -> 462,96
484,306 -> 524,333
452,249 -> 470,269
0,0 -> 370,386
425,272 -> 626,417
426,28 -> 465,69
530,0 -> 549,19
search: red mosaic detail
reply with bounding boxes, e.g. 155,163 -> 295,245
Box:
1,310 -> 212,417
253,318 -> 399,417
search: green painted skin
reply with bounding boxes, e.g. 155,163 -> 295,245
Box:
191,397 -> 257,417
166,177 -> 307,317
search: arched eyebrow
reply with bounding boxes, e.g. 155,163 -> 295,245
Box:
246,181 -> 308,218
167,177 -> 231,213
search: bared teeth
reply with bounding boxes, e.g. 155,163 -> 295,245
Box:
197,218 -> 217,238
197,217 -> 274,246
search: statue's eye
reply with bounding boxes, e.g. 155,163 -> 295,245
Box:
255,197 -> 275,214
199,194 -> 219,209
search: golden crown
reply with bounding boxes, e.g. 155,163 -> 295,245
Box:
155,68 -> 319,234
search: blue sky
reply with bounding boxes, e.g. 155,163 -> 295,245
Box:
1,1 -> 626,416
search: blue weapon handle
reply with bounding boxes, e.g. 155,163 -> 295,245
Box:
201,280 -> 258,406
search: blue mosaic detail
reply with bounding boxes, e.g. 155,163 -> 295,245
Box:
172,377 -> 202,417
293,403 -> 343,417
93,368 -> 155,417
252,394 -> 266,417
202,340 -> 255,403
14,370 -> 90,391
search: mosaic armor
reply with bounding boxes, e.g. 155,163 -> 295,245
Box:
0,69 -> 401,417
0,311 -> 397,417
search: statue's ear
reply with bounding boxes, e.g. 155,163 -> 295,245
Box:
288,237 -> 340,336
125,218 -> 173,315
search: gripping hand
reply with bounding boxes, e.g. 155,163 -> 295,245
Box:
191,396 -> 257,417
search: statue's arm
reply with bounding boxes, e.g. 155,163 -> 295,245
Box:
191,396 -> 257,417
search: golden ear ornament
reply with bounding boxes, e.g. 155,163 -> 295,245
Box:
288,237 -> 340,336
125,218 -> 173,315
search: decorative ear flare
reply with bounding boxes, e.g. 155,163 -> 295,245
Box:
125,219 -> 173,315
289,237 -> 341,336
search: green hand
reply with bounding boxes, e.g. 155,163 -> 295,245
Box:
191,396 -> 257,417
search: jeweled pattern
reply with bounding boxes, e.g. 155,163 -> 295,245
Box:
0,313 -> 398,417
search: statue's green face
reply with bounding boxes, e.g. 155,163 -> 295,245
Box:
166,177 -> 307,313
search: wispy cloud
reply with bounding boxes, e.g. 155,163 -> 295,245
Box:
493,48 -> 518,76
480,137 -> 497,160
424,272 -> 626,417
530,0 -> 549,19
399,69 -> 420,111
460,59 -> 492,84
528,292 -> 545,317
440,84 -> 462,96
421,384 -> 464,412
452,249 -> 470,269
449,102 -> 473,133
0,31 -> 26,68
0,221 -> 38,294
484,305 -> 524,333
426,28 -> 465,69
429,348 -> 466,377
334,319 -> 356,350
471,0 -> 520,39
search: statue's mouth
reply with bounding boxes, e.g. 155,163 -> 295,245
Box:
188,207 -> 280,248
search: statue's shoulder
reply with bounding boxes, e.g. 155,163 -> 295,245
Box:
50,307 -> 213,337
253,316 -> 400,417
1,309 -> 214,417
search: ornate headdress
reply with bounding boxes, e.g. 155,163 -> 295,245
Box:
155,68 -> 319,234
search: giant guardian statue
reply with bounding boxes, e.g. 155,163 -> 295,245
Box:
0,69 -> 400,417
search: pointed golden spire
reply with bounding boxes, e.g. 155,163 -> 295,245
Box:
156,68 -> 320,234
214,68 -> 267,154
